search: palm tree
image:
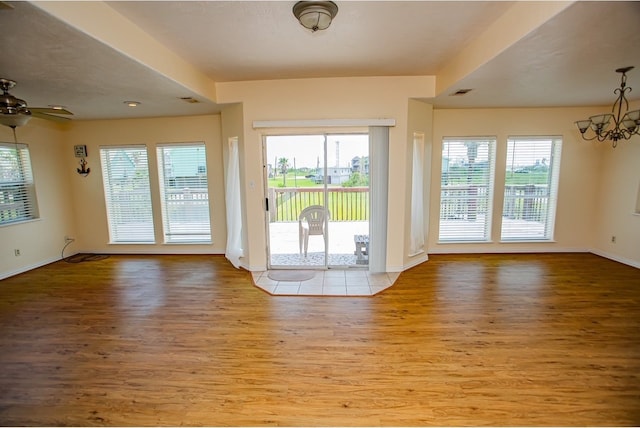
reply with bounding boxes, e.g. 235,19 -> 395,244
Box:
278,157 -> 289,186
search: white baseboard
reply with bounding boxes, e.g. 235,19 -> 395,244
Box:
243,262 -> 267,272
589,249 -> 640,269
392,252 -> 429,272
428,246 -> 590,254
0,254 -> 68,281
82,248 -> 225,255
4,248 -> 635,281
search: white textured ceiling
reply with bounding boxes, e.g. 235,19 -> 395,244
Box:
1,1 -> 639,121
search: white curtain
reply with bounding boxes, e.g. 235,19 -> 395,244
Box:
410,133 -> 425,255
225,137 -> 244,268
368,126 -> 389,273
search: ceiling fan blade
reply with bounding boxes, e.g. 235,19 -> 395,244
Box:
32,112 -> 72,123
30,107 -> 74,115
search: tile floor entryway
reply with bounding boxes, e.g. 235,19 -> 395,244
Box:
252,269 -> 400,296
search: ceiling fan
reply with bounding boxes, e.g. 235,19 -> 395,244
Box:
0,78 -> 73,128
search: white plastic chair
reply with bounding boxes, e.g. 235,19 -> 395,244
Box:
298,205 -> 329,257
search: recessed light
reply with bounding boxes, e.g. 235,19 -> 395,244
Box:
180,97 -> 200,104
124,101 -> 141,107
450,89 -> 473,96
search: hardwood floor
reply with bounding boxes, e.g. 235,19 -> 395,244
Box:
0,253 -> 639,426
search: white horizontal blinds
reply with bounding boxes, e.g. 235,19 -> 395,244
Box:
501,137 -> 562,241
0,143 -> 39,225
99,146 -> 155,243
157,143 -> 211,243
439,138 -> 495,242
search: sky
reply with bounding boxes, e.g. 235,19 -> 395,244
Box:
443,138 -> 556,168
265,134 -> 369,170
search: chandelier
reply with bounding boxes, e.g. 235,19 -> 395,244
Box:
575,66 -> 640,148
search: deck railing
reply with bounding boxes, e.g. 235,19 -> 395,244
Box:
502,184 -> 549,222
91,184 -> 548,226
268,187 -> 369,222
440,184 -> 549,222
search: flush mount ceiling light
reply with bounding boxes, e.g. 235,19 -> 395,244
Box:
293,1 -> 338,32
575,66 -> 640,148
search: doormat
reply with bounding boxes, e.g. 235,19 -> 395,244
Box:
268,270 -> 316,282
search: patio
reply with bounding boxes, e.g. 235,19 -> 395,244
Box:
268,215 -> 548,268
267,220 -> 369,267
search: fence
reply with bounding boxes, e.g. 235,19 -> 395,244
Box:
503,184 -> 548,221
440,184 -> 548,222
164,188 -> 210,223
268,187 -> 369,222
0,184 -> 36,224
440,185 -> 489,221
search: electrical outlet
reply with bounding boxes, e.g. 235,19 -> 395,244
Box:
14,249 -> 20,256
611,235 -> 616,243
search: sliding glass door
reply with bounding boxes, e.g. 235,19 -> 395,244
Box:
264,134 -> 369,269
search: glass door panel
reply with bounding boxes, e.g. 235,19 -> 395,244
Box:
325,134 -> 370,267
264,133 -> 369,269
266,135 -> 326,268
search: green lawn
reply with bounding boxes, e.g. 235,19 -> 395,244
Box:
269,175 -> 319,188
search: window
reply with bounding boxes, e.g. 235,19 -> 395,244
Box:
439,138 -> 496,242
157,143 -> 211,243
501,137 -> 562,241
100,146 -> 154,243
0,142 -> 39,225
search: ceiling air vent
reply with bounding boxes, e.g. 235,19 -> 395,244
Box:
450,88 -> 473,96
180,97 -> 200,104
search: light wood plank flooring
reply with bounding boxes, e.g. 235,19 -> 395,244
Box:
0,253 -> 639,426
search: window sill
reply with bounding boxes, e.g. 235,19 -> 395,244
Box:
0,217 -> 41,228
163,241 -> 212,245
108,241 -> 156,245
437,240 -> 493,245
500,239 -> 556,244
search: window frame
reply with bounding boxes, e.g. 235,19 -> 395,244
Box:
0,142 -> 39,227
438,137 -> 496,243
99,145 -> 155,244
156,142 -> 212,244
500,136 -> 562,242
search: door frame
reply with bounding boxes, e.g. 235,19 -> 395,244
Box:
263,132 -> 370,270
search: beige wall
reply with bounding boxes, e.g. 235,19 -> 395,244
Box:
216,76 -> 436,271
2,83 -> 638,279
431,107 -> 603,255
0,120 -> 75,279
593,100 -> 640,267
404,99 -> 433,268
63,115 -> 225,255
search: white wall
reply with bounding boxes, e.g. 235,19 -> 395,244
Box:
404,99 -> 433,269
63,115 -> 226,255
431,107 -> 603,255
0,120 -> 76,279
2,91 -> 637,280
216,76 -> 436,271
592,100 -> 640,267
